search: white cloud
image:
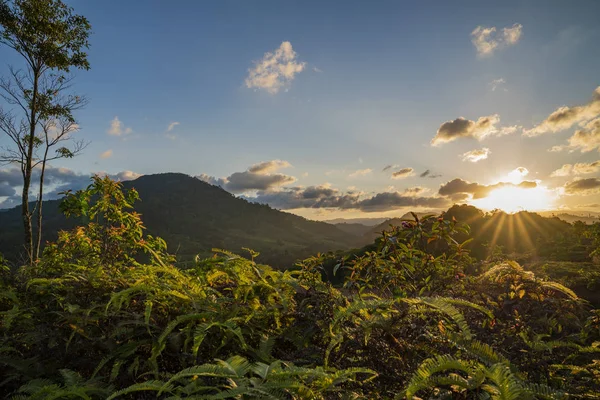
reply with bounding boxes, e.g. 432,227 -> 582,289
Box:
107,117 -> 132,136
551,164 -> 572,177
245,41 -> 306,94
503,24 -> 523,45
348,168 -> 372,178
549,145 -> 567,153
100,149 -> 113,159
551,161 -> 600,177
507,167 -> 529,183
471,23 -> 523,57
461,147 -> 491,163
523,86 -> 600,137
490,78 -> 506,92
167,121 -> 180,132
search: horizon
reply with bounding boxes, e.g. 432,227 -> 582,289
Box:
3,171 -> 600,224
2,0 -> 600,220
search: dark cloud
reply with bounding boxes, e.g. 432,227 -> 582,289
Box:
403,186 -> 427,196
0,169 -> 23,187
431,114 -> 517,146
438,178 -> 538,200
246,185 -> 360,210
247,185 -> 448,213
0,183 -> 16,197
198,160 -> 295,193
226,171 -> 295,192
0,167 -> 142,208
0,194 -> 21,209
419,170 -> 442,179
391,167 -> 414,179
564,178 -> 600,195
431,115 -> 498,145
382,164 -> 398,172
434,118 -> 476,144
248,160 -> 291,174
356,192 -> 448,212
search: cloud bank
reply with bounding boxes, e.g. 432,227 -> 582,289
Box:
0,167 -> 141,209
198,160 -> 296,193
438,178 -> 537,200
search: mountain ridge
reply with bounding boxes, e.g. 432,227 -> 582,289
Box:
0,173 -> 365,267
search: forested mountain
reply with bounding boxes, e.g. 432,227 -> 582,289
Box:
0,173 -> 363,267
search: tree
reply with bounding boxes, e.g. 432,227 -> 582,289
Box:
0,0 -> 91,264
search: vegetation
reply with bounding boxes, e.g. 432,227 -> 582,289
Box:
0,0 -> 91,264
0,173 -> 363,267
1,176 -> 599,398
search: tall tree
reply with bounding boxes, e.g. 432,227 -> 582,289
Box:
0,0 -> 91,264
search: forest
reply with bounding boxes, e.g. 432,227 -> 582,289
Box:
1,176 -> 600,399
1,0 -> 600,398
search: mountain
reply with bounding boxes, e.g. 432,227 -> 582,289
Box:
544,213 -> 600,225
327,217 -> 388,226
331,212 -> 436,239
333,222 -> 373,236
0,173 -> 365,268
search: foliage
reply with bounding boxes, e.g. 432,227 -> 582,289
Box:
0,0 -> 92,264
1,177 -> 599,399
0,173 -> 363,268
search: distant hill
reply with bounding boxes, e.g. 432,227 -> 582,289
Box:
339,212 -> 437,242
0,173 -> 364,268
333,222 -> 373,236
443,204 -> 575,259
327,217 -> 388,226
545,213 -> 600,225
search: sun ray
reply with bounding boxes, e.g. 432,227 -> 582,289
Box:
489,212 -> 507,250
520,211 -> 551,243
507,213 -> 515,252
514,212 -> 535,254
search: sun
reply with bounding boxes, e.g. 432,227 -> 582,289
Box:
470,185 -> 556,213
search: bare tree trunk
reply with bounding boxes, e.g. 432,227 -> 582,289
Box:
22,70 -> 39,265
34,146 -> 49,260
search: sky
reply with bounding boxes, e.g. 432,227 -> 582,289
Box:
1,0 -> 600,220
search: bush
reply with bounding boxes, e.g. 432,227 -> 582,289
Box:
1,177 -> 598,399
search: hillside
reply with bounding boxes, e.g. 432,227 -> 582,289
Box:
0,173 -> 363,267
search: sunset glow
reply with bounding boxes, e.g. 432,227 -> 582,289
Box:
471,185 -> 556,213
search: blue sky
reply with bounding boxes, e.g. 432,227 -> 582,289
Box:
1,0 -> 600,218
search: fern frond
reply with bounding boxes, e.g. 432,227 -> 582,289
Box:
106,380 -> 167,400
